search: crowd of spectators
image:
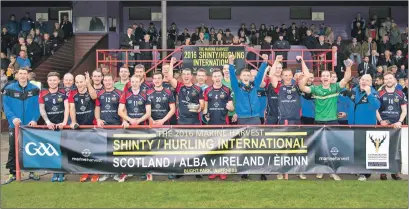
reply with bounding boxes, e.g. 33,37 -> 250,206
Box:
1,12 -> 73,76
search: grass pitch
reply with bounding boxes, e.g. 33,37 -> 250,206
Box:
1,180 -> 407,208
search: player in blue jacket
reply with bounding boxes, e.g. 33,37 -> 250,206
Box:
2,68 -> 41,184
228,54 -> 268,125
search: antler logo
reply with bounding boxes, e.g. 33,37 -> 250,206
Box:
369,134 -> 386,153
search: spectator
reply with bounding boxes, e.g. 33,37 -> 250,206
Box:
191,28 -> 200,44
390,23 -> 402,51
6,55 -> 19,81
303,30 -> 317,50
379,50 -> 394,67
139,34 -> 153,73
351,13 -> 366,30
315,35 -> 331,70
0,69 -> 7,90
280,24 -> 288,36
60,15 -> 73,38
147,22 -> 158,43
366,19 -> 379,41
333,36 -> 345,53
42,33 -> 53,56
267,25 -> 275,38
261,36 -> 272,57
89,17 -> 104,31
258,24 -> 268,41
401,27 -> 408,52
238,30 -> 250,45
20,12 -> 34,36
238,23 -> 248,37
213,33 -> 225,45
287,27 -> 299,45
299,22 -> 308,41
351,22 -> 365,43
53,23 -> 65,40
250,32 -> 262,46
6,14 -> 19,42
132,23 -> 143,43
378,23 -> 388,40
358,56 -> 376,78
333,46 -> 346,81
209,28 -> 217,43
195,32 -> 209,45
119,27 -> 135,68
26,36 -> 41,65
273,33 -> 291,68
271,27 -> 280,43
33,28 -> 44,47
324,26 -> 334,45
249,23 -> 257,37
361,37 -> 377,57
35,19 -> 47,35
395,65 -> 407,79
374,75 -> 384,90
1,52 -> 9,69
197,23 -> 209,34
348,37 -> 362,64
1,27 -> 12,55
16,50 -> 31,68
51,30 -> 63,50
178,28 -> 190,44
393,50 -> 406,68
223,29 -> 234,45
168,23 -> 178,43
10,37 -> 25,56
318,23 -> 326,36
310,24 -> 318,36
3,68 -> 41,184
370,49 -> 379,66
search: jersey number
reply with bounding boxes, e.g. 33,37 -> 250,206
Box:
388,99 -> 394,105
106,97 -> 111,103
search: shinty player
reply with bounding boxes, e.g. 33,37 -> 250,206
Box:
161,63 -> 178,125
68,72 -> 97,182
203,69 -> 234,180
91,69 -> 104,93
377,72 -> 407,181
39,72 -> 70,182
123,64 -> 153,93
95,74 -> 125,182
148,72 -> 176,126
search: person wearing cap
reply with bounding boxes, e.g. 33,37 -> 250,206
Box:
273,33 -> 291,68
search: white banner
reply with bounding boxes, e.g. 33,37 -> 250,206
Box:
401,127 -> 408,174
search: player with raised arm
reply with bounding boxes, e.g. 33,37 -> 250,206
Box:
68,72 -> 98,182
39,72 -> 69,182
376,72 -> 407,181
168,57 -> 204,125
298,56 -> 352,181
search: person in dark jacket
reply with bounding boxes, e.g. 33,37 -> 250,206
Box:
357,56 -> 376,78
42,33 -> 54,56
147,22 -> 158,43
35,20 -> 47,35
223,29 -> 234,45
378,35 -> 392,56
138,34 -> 153,76
26,36 -> 42,66
261,36 -> 272,57
1,27 -> 12,55
273,33 -> 291,68
2,68 -> 41,184
258,24 -> 268,41
238,24 -> 248,37
53,23 -> 65,40
10,37 -> 25,56
1,52 -> 10,70
6,15 -> 19,42
351,22 -> 365,42
51,30 -> 63,51
60,15 -> 73,38
177,28 -> 190,44
20,12 -> 34,35
303,30 -> 317,49
33,29 -> 44,47
168,22 -> 179,43
89,17 -> 104,31
120,27 -> 136,68
134,23 -> 146,43
299,22 -> 308,41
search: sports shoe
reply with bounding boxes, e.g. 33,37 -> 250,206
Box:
118,174 -> 127,182
80,174 -> 89,182
113,174 -> 120,181
330,174 -> 341,181
391,174 -> 402,180
58,173 -> 65,182
277,174 -> 283,180
4,174 -> 16,184
29,172 -> 40,181
208,174 -> 218,179
298,174 -> 307,180
219,174 -> 227,180
91,174 -> 99,182
241,174 -> 249,180
316,174 -> 323,179
260,174 -> 267,181
358,175 -> 367,181
99,174 -> 110,182
51,173 -> 59,182
380,174 -> 387,180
